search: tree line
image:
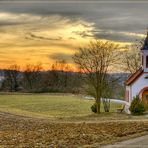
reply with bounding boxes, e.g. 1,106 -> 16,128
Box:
1,61 -> 82,93
0,59 -> 124,100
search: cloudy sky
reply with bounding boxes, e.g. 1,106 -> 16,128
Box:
0,0 -> 148,70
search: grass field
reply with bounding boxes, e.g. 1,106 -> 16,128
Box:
0,94 -> 121,118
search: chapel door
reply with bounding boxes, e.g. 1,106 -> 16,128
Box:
142,90 -> 148,110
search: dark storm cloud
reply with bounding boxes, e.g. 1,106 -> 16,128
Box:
92,30 -> 142,42
0,0 -> 148,42
0,21 -> 24,26
0,2 -> 82,16
27,33 -> 62,41
72,30 -> 93,38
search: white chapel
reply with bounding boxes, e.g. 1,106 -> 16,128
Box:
125,32 -> 148,109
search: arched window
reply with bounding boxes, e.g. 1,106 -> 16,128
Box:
146,55 -> 148,68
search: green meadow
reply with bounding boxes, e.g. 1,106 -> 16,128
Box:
0,94 -> 121,118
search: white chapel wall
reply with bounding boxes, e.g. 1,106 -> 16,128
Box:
131,73 -> 148,100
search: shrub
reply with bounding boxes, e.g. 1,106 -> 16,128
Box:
91,103 -> 97,113
129,95 -> 146,115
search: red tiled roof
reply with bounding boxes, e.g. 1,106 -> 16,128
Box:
126,68 -> 143,85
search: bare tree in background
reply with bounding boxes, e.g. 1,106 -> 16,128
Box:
123,40 -> 143,74
23,64 -> 42,91
46,60 -> 77,92
3,64 -> 20,91
73,40 -> 119,114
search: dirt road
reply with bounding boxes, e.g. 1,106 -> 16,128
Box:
102,135 -> 148,148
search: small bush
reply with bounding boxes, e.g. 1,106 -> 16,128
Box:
91,103 -> 97,113
129,95 -> 146,115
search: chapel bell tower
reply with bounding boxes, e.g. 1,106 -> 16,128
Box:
142,31 -> 148,72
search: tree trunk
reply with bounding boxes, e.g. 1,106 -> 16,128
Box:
103,98 -> 110,112
96,88 -> 101,114
96,95 -> 101,114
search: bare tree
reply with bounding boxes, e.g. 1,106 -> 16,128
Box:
3,64 -> 20,91
22,64 -> 42,91
46,60 -> 74,91
122,40 -> 143,74
73,40 -> 119,114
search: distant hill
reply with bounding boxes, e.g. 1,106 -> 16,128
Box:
0,69 -> 130,84
0,70 -> 4,77
111,73 -> 130,85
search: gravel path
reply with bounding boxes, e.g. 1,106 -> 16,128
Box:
102,135 -> 148,148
